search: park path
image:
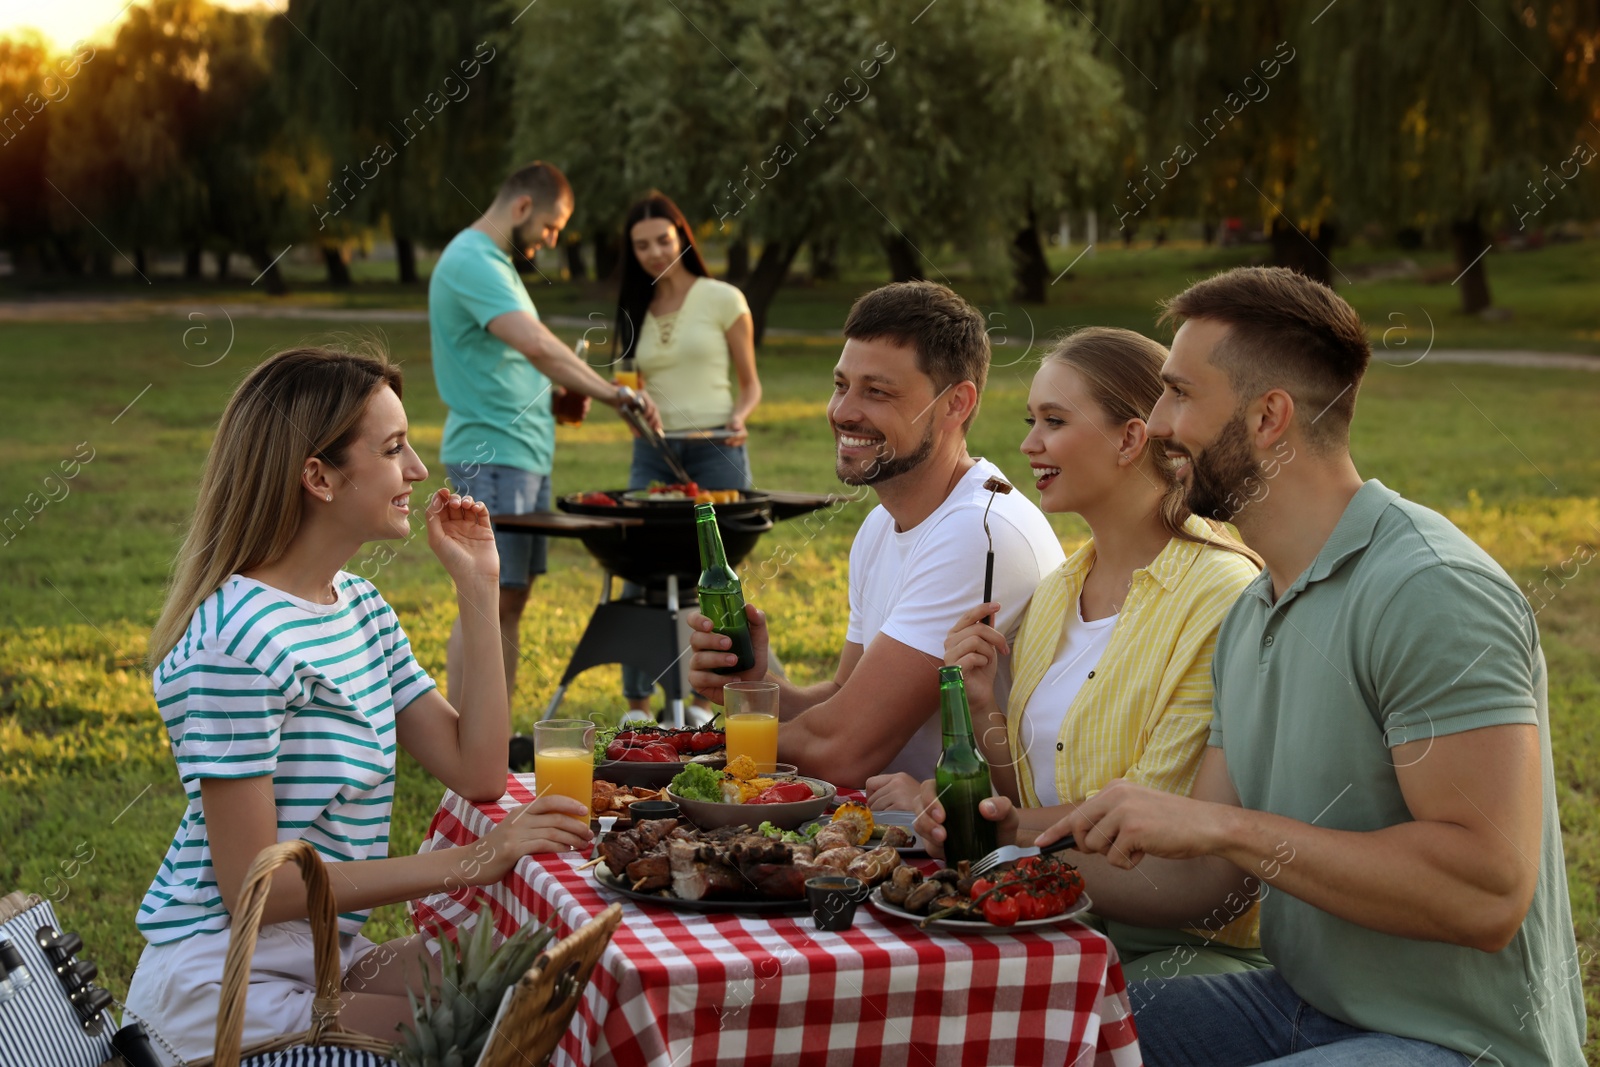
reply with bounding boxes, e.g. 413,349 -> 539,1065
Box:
0,297 -> 1596,370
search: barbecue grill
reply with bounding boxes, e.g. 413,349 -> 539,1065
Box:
493,489 -> 844,726
556,489 -> 775,586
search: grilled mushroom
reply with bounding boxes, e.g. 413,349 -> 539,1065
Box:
904,879 -> 946,914
881,864 -> 921,905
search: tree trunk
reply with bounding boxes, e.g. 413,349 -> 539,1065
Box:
216,250 -> 231,280
49,235 -> 84,274
593,231 -> 621,282
725,236 -> 750,284
184,246 -> 203,278
1451,217 -> 1492,314
322,245 -> 353,287
1314,221 -> 1338,279
741,239 -> 805,346
1268,218 -> 1337,287
12,243 -> 43,277
564,239 -> 587,281
134,247 -> 148,278
91,250 -> 112,277
881,233 -> 924,283
395,236 -> 418,283
248,245 -> 289,295
808,237 -> 839,282
1009,209 -> 1049,304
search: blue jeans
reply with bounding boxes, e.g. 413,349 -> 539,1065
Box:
622,433 -> 752,700
627,433 -> 752,491
1130,969 -> 1473,1066
444,463 -> 551,590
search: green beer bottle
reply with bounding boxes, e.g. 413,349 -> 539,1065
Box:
694,503 -> 756,674
934,665 -> 997,868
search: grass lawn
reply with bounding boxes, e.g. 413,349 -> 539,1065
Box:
1,265 -> 1598,1058
7,236 -> 1600,356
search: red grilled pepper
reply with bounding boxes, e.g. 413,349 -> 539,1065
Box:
748,781 -> 815,805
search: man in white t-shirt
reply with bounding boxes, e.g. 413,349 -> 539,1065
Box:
687,282 -> 1063,799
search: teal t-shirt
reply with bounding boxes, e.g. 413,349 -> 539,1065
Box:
428,228 -> 554,474
1211,480 -> 1585,1066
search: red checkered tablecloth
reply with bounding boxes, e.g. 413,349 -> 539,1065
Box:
410,773 -> 1142,1067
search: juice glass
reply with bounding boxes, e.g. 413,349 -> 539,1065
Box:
613,369 -> 642,390
725,681 -> 779,767
534,719 -> 595,816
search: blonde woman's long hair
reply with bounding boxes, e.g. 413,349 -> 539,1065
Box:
1043,327 -> 1262,567
149,346 -> 405,666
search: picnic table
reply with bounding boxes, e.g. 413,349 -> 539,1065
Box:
410,773 -> 1142,1067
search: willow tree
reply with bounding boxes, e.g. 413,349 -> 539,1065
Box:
1087,0 -> 1337,282
0,36 -> 68,274
198,6 -> 319,294
43,0 -> 214,278
280,0 -> 516,283
37,0 -> 306,288
510,0 -> 1127,339
1300,1 -> 1595,313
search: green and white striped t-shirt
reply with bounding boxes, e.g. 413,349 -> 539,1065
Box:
138,572 -> 436,944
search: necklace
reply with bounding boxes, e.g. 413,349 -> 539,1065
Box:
655,312 -> 678,348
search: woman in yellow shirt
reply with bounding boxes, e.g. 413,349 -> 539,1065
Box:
613,191 -> 761,715
944,327 -> 1268,980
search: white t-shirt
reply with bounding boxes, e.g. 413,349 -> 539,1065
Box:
846,459 -> 1065,779
1019,599 -> 1119,806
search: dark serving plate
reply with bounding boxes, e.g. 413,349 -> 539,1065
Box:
598,754 -> 726,790
592,863 -> 809,914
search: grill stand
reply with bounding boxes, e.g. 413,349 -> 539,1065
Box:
541,572 -> 692,729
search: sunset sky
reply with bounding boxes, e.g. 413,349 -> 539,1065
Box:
0,0 -> 283,52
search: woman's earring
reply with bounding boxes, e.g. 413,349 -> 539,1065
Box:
325,493 -> 333,502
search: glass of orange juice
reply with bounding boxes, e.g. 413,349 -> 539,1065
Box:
533,719 -> 595,817
725,681 -> 780,767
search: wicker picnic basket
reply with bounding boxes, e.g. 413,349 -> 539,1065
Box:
195,840 -> 624,1067
197,839 -> 403,1067
478,900 -> 622,1067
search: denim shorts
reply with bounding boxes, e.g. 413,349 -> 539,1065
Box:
628,434 -> 752,492
445,462 -> 550,589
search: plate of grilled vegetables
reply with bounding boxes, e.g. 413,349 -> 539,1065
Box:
869,855 -> 1091,931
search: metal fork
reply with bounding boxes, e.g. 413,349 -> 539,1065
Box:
968,834 -> 1078,878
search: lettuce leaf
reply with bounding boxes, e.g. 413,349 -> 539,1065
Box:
670,762 -> 724,802
757,820 -> 823,845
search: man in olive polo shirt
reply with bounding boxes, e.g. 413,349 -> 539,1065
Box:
916,267 -> 1584,1065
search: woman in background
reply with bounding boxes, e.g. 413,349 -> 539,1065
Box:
613,191 -> 761,717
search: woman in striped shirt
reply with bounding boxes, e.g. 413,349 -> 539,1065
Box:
124,347 -> 592,1061
927,328 -> 1270,980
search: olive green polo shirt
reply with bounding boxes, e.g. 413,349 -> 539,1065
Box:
1210,480 -> 1585,1066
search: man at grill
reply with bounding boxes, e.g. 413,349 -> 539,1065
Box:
686,281 -> 1063,798
429,160 -> 659,704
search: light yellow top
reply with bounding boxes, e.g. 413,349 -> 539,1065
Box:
634,276 -> 751,432
1007,515 -> 1262,948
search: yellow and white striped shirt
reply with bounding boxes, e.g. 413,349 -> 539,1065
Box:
1007,515 -> 1261,948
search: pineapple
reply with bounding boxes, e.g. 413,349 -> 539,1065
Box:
397,902 -> 555,1067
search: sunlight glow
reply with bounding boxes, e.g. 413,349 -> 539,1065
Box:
0,0 -> 284,53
